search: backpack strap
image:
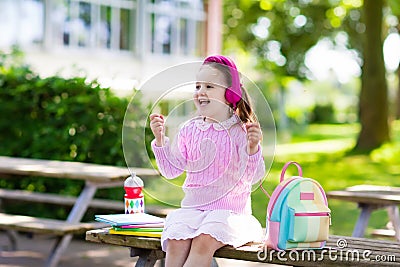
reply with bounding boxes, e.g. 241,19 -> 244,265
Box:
280,161 -> 302,182
259,182 -> 271,198
259,161 -> 303,198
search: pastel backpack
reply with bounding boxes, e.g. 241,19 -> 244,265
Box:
264,161 -> 331,250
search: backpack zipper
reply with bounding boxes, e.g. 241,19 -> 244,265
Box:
295,212 -> 331,225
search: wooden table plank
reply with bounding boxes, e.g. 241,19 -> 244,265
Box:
327,185 -> 400,240
86,229 -> 400,266
0,188 -> 173,217
0,213 -> 107,235
87,228 -> 162,250
328,190 -> 400,206
0,156 -> 159,182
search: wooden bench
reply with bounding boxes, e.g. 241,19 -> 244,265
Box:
0,213 -> 106,235
0,188 -> 173,218
86,228 -> 400,266
327,185 -> 400,241
0,156 -> 161,267
0,188 -> 173,253
0,213 -> 108,262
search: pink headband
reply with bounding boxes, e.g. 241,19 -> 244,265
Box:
203,55 -> 242,109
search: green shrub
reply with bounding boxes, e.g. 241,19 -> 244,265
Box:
0,48 -> 150,218
0,51 -> 148,166
310,103 -> 336,123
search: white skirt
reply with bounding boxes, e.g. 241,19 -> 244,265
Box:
161,208 -> 263,251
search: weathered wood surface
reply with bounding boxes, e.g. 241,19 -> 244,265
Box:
86,229 -> 400,266
0,156 -> 159,182
372,228 -> 397,238
327,185 -> 400,241
87,229 -> 163,250
0,213 -> 107,235
0,156 -> 162,267
0,189 -> 173,217
327,185 -> 400,206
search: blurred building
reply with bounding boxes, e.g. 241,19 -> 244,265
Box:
0,0 -> 222,97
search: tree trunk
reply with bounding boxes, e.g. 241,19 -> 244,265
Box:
397,19 -> 400,120
396,64 -> 400,119
354,0 -> 390,152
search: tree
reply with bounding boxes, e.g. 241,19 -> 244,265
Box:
354,0 -> 389,151
389,0 -> 400,119
223,0 -> 333,131
223,0 -> 395,151
397,66 -> 400,119
223,0 -> 333,79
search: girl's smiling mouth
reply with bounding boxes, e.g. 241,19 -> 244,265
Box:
199,99 -> 210,106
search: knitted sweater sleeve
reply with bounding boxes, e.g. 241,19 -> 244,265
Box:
238,138 -> 265,185
151,127 -> 187,179
248,145 -> 266,184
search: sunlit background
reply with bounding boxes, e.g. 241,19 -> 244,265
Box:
1,0 -> 399,129
1,1 -> 400,256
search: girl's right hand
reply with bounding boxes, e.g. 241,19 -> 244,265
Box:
149,113 -> 165,146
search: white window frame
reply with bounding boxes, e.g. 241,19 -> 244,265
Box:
143,0 -> 206,56
43,0 -> 205,56
44,0 -> 137,52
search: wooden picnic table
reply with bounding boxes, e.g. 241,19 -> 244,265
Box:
86,228 -> 400,266
0,156 -> 159,267
327,185 -> 400,241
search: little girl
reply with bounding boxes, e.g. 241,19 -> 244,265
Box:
150,55 -> 265,267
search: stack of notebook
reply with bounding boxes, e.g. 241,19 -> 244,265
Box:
95,213 -> 165,237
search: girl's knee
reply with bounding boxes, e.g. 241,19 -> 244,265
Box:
194,234 -> 214,243
192,234 -> 224,252
167,239 -> 191,253
182,235 -> 224,267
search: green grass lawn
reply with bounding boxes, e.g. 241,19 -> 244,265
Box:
253,121 -> 400,237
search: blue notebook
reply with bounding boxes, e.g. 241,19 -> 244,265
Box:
95,213 -> 165,226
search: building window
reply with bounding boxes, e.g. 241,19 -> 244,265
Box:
146,0 -> 205,56
1,0 -> 205,57
51,0 -> 205,55
48,0 -> 136,51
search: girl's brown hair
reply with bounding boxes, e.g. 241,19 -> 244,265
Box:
204,62 -> 257,123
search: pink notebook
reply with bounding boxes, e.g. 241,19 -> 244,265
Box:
120,223 -> 164,229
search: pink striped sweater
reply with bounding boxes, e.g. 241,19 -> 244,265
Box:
151,115 -> 266,214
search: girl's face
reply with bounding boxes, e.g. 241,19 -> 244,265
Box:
194,65 -> 231,122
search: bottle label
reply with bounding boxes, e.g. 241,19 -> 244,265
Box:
124,196 -> 145,214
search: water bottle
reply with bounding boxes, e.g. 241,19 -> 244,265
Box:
124,173 -> 144,214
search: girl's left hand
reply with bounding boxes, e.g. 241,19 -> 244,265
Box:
245,122 -> 262,155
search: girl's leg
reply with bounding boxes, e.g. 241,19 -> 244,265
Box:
183,234 -> 224,267
165,239 -> 192,267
